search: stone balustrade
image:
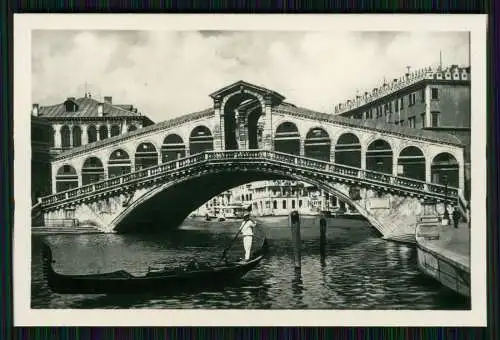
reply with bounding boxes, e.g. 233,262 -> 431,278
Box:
39,150 -> 461,211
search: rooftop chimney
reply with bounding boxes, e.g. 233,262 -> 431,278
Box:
104,96 -> 112,104
97,103 -> 104,117
32,103 -> 39,117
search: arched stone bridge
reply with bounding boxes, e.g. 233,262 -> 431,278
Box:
36,81 -> 468,241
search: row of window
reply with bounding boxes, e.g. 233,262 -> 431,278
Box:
353,88 -> 440,120
354,111 -> 440,128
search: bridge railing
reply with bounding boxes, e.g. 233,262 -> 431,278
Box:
204,149 -> 459,197
40,151 -> 209,206
39,149 -> 461,208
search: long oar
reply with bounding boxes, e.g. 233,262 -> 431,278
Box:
219,228 -> 242,263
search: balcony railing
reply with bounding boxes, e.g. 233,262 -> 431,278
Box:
39,150 -> 461,209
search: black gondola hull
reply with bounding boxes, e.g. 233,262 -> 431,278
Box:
41,241 -> 267,295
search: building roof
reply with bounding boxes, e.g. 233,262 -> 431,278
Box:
209,80 -> 286,104
334,65 -> 471,115
54,107 -> 214,160
37,97 -> 152,123
274,104 -> 464,146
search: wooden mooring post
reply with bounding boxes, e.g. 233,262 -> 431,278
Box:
320,214 -> 327,261
290,210 -> 301,269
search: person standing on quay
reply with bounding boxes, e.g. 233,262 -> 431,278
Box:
452,206 -> 461,229
239,211 -> 256,261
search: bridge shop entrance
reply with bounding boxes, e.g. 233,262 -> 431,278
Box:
222,95 -> 263,151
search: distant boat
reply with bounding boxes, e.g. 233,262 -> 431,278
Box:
41,240 -> 268,295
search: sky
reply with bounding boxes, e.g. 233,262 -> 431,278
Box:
32,30 -> 470,122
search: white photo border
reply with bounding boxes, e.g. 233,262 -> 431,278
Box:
13,13 -> 488,327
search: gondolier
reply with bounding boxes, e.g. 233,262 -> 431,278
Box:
239,211 -> 256,261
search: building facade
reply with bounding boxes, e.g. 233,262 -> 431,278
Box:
31,93 -> 155,200
334,65 -> 471,198
32,93 -> 155,157
192,180 -> 356,218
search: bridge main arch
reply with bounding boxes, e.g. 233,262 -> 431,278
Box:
105,156 -> 422,238
111,167 -> 381,235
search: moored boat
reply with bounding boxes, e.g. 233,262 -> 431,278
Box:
42,239 -> 268,295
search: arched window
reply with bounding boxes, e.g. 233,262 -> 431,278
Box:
304,127 -> 331,162
110,125 -> 121,137
99,125 -> 108,140
60,125 -> 71,148
72,126 -> 82,147
87,125 -> 97,143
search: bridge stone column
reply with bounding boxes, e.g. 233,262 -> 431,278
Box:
360,145 -> 366,169
53,124 -> 62,149
81,124 -> 88,145
213,97 -> 224,151
425,158 -> 431,183
107,122 -> 112,138
392,152 -> 398,176
51,164 -> 57,194
299,139 -> 305,157
262,94 -> 273,150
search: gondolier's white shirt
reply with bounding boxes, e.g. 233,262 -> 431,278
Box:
240,219 -> 256,236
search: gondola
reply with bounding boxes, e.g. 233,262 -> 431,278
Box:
42,239 -> 268,295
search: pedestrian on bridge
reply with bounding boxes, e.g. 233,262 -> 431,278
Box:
239,211 -> 256,261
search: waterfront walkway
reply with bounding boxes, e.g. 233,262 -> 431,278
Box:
418,222 -> 470,272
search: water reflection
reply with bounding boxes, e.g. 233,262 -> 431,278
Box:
31,217 -> 470,309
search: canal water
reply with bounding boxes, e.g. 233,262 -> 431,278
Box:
31,216 -> 470,309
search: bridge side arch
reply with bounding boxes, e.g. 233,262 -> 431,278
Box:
161,133 -> 186,162
55,164 -> 79,192
430,152 -> 460,188
397,145 -> 426,181
189,125 -> 214,155
334,131 -> 362,168
364,136 -> 396,175
81,156 -> 105,185
110,165 -> 388,236
134,140 -> 160,171
304,126 -> 331,162
273,120 -> 301,155
108,148 -> 132,178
